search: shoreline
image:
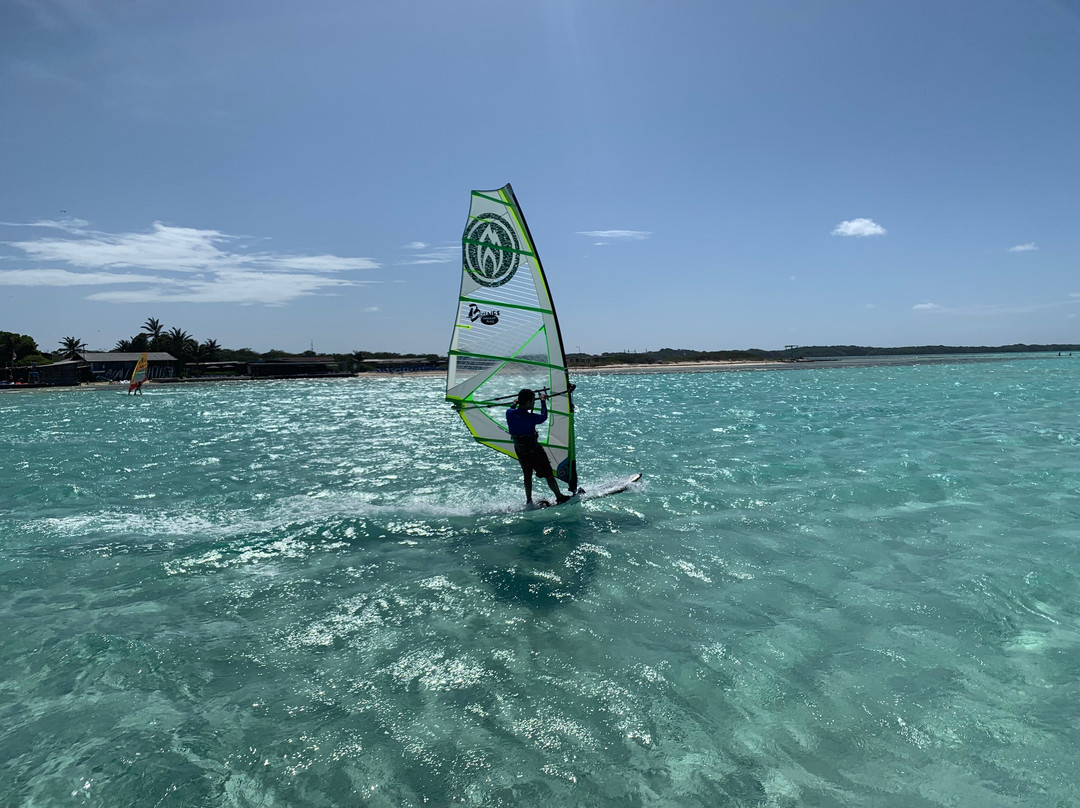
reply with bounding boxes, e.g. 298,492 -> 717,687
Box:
361,352 -> 1060,379
2,353 -> 1065,393
352,359 -> 791,379
570,359 -> 791,375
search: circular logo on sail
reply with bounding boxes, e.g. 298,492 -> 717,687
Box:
463,213 -> 520,287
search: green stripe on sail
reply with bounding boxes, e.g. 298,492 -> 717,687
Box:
459,296 -> 553,315
461,238 -> 535,258
476,436 -> 569,452
472,190 -> 513,207
456,402 -> 571,417
454,324 -> 561,372
448,350 -> 564,372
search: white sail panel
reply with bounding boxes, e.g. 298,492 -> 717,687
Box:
446,184 -> 577,489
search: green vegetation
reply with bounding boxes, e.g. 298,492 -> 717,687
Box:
765,343 -> 1080,359
1,331 -> 48,367
5,322 -> 1078,377
568,343 -> 1080,367
3,321 -> 440,378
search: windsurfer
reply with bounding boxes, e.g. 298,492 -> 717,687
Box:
507,388 -> 572,507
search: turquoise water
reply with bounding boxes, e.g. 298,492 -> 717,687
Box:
2,358 -> 1078,807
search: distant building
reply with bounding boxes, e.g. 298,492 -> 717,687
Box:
77,352 -> 178,381
186,356 -> 353,380
36,359 -> 88,385
185,361 -> 246,378
244,356 -> 348,379
363,357 -> 446,373
3,359 -> 88,387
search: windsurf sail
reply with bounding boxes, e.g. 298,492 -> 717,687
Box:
129,352 -> 148,392
446,184 -> 578,490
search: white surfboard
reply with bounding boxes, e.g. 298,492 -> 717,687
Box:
534,472 -> 642,509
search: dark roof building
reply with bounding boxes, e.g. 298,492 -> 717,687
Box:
3,359 -> 89,387
36,359 -> 88,385
77,351 -> 178,381
363,357 -> 447,373
245,356 -> 348,378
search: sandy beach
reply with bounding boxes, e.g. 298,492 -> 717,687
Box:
353,359 -> 794,380
362,352 -> 1044,380
568,359 -> 792,375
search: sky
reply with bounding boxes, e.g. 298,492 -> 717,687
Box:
2,0 -> 1079,355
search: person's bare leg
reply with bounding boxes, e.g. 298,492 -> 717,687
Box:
543,473 -> 570,503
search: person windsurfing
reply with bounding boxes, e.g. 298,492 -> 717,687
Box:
507,388 -> 572,508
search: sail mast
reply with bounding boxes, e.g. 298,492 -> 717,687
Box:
501,184 -> 577,490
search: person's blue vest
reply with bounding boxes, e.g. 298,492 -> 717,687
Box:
506,399 -> 547,437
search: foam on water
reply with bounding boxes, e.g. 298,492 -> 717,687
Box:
2,361 -> 1079,806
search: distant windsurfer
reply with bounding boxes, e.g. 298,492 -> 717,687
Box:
507,388 -> 572,508
128,352 -> 148,395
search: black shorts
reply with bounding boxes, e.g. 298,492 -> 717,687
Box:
512,436 -> 553,477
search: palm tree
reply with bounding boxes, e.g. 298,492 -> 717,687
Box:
142,317 -> 164,350
165,327 -> 197,361
114,339 -> 133,351
58,336 -> 87,360
200,338 -> 221,362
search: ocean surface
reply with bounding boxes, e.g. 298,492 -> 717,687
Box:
2,356 -> 1078,807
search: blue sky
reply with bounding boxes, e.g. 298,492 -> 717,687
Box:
2,0 -> 1079,355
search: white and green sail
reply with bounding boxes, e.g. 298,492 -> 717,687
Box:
446,184 -> 578,490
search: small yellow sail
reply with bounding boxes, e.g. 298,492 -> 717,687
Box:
129,352 -> 148,392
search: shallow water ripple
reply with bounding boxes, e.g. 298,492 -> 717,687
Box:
2,362 -> 1079,806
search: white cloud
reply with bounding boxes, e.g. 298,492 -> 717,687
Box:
1008,242 -> 1038,252
0,269 -> 164,286
398,244 -> 457,265
0,217 -> 90,232
577,230 -> 651,241
403,241 -> 428,250
10,223 -> 238,272
87,271 -> 355,306
832,218 -> 887,237
913,298 -> 1080,316
261,255 -> 378,272
1,220 -> 378,305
